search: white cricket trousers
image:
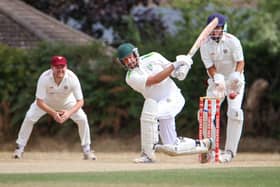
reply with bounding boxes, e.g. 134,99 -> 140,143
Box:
157,90 -> 185,145
16,101 -> 91,147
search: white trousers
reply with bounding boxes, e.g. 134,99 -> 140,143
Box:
157,91 -> 185,144
16,101 -> 91,147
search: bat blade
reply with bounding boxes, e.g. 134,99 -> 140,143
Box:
187,17 -> 218,58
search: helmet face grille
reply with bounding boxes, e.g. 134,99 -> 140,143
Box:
117,43 -> 136,60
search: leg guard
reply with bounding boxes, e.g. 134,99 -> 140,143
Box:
156,137 -> 210,156
140,99 -> 159,160
225,108 -> 244,156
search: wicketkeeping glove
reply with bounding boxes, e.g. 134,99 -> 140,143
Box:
228,72 -> 244,93
213,73 -> 226,98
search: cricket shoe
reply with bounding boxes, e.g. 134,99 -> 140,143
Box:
13,148 -> 23,159
219,150 -> 233,163
133,153 -> 155,163
200,150 -> 216,163
200,138 -> 213,150
200,153 -> 209,164
83,151 -> 97,160
198,139 -> 213,164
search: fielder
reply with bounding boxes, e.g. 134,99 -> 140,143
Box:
117,43 -> 212,163
199,13 -> 245,163
13,56 -> 96,160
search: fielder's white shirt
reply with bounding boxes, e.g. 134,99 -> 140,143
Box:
200,32 -> 244,78
125,52 -> 180,102
36,69 -> 83,107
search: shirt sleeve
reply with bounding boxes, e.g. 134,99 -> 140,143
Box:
155,52 -> 172,68
200,43 -> 214,69
232,38 -> 244,62
35,74 -> 46,99
71,74 -> 84,100
125,70 -> 147,94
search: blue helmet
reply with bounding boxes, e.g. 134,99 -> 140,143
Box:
207,13 -> 227,27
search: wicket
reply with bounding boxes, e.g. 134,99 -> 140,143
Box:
198,96 -> 220,163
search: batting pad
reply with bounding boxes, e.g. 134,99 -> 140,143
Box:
156,139 -> 208,156
140,99 -> 159,159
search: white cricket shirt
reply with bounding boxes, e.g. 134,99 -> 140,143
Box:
125,52 -> 180,101
200,32 -> 244,78
36,69 -> 83,107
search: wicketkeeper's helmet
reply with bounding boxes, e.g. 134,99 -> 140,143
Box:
207,13 -> 228,42
207,13 -> 227,27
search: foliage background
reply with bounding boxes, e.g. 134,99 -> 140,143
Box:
0,0 -> 279,148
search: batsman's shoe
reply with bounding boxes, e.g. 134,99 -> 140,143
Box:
200,138 -> 213,150
83,151 -> 97,160
200,150 -> 216,163
219,150 -> 233,163
133,153 -> 155,164
13,149 -> 23,159
200,153 -> 209,164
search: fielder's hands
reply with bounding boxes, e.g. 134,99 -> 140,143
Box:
213,73 -> 226,98
53,112 -> 64,124
58,110 -> 71,124
53,110 -> 70,124
173,55 -> 193,81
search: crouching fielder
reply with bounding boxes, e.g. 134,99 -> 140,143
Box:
117,43 -> 212,163
13,56 -> 96,160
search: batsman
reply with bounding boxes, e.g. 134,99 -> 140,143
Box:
199,13 -> 245,163
117,43 -> 212,163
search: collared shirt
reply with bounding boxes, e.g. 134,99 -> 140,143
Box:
125,52 -> 180,102
200,32 -> 244,78
36,69 -> 83,107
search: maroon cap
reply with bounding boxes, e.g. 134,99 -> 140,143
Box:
51,56 -> 67,66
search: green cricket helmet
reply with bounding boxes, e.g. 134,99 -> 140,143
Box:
117,43 -> 139,60
117,43 -> 139,69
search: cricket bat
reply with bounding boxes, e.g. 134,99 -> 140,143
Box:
187,17 -> 218,58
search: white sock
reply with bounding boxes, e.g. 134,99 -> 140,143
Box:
82,144 -> 91,153
17,144 -> 25,152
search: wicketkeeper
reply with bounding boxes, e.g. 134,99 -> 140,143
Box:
199,13 -> 245,163
117,43 -> 212,163
13,56 -> 96,160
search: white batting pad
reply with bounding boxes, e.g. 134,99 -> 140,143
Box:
227,108 -> 244,121
225,108 -> 244,155
140,99 -> 159,159
156,138 -> 208,156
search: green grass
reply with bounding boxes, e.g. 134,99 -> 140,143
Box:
0,167 -> 279,187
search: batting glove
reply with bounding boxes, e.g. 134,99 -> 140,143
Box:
173,55 -> 193,70
174,64 -> 191,81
